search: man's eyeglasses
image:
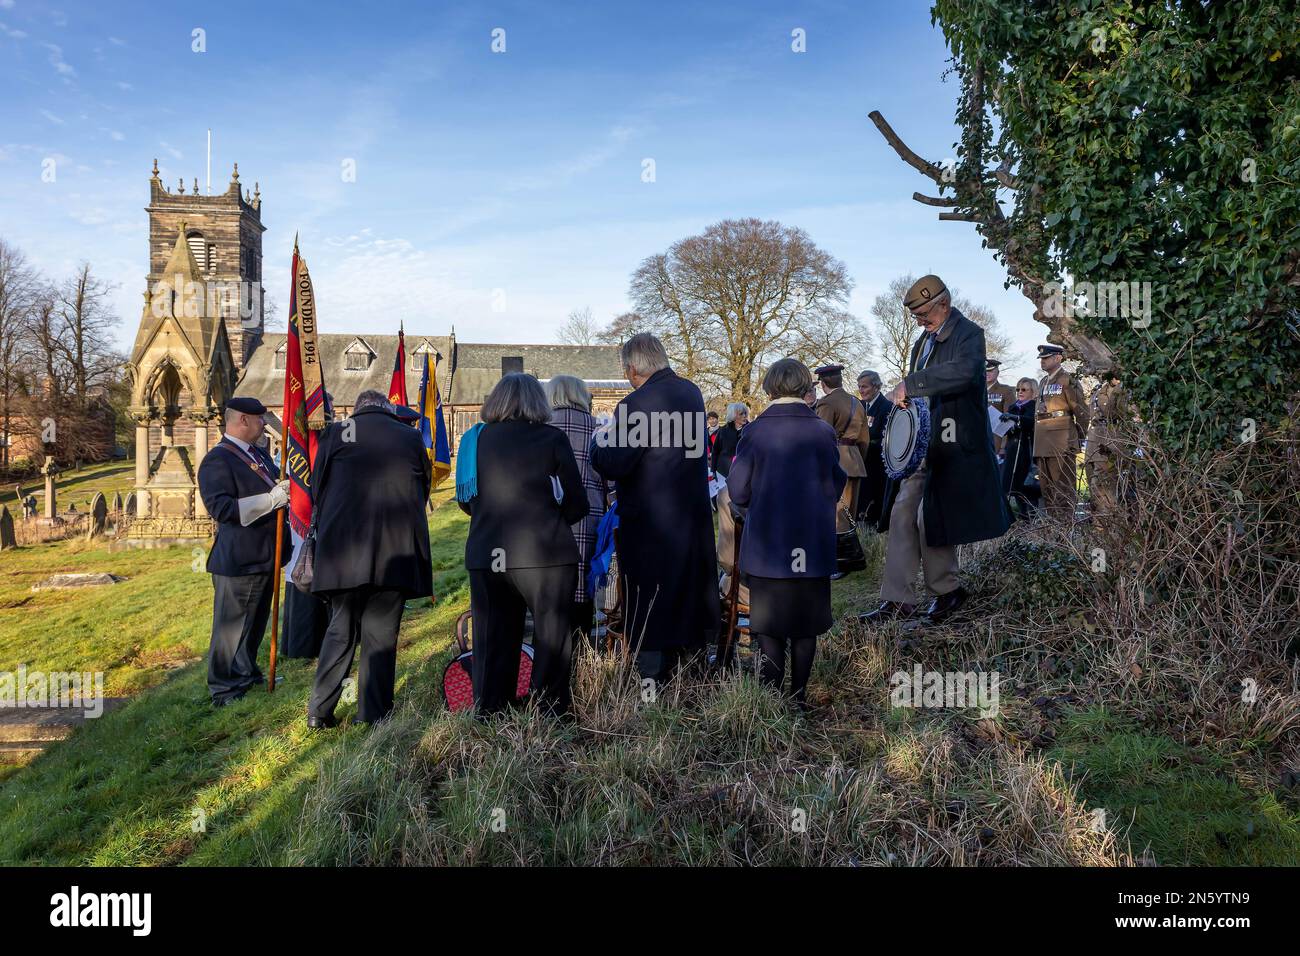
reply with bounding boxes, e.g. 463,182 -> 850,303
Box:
909,300 -> 942,321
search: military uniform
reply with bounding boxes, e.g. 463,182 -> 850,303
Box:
813,375 -> 867,533
986,375 -> 1017,457
1085,379 -> 1129,515
1033,353 -> 1089,521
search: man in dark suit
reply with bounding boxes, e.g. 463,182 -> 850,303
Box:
197,396 -> 291,707
591,333 -> 719,682
856,369 -> 892,527
307,389 -> 433,728
862,275 -> 1010,626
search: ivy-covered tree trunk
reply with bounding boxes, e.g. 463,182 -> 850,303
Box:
879,0 -> 1300,456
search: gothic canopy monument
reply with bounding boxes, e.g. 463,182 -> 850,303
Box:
123,160 -> 265,544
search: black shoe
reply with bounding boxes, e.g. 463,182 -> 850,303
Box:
829,571 -> 847,581
923,587 -> 969,624
306,714 -> 338,730
211,690 -> 246,708
858,601 -> 916,624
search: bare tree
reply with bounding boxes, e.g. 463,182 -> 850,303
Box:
0,240 -> 40,469
597,311 -> 647,347
55,262 -> 123,406
952,294 -> 1019,366
556,306 -> 600,346
630,219 -> 865,403
870,274 -> 918,384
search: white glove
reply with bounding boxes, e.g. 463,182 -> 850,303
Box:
269,480 -> 291,509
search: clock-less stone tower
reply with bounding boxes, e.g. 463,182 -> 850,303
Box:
122,160 -> 265,544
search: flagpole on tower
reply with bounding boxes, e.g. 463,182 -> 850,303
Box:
206,129 -> 211,195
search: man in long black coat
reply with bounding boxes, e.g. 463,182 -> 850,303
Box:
863,275 -> 1010,626
591,334 -> 719,682
307,390 -> 432,727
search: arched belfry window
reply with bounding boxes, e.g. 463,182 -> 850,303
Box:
186,231 -> 206,269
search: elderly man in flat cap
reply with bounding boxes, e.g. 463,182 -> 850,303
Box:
197,396 -> 292,706
1034,344 -> 1090,522
813,363 -> 868,577
861,275 -> 1010,626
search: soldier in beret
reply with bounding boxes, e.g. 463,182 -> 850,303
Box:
813,363 -> 868,576
1085,368 -> 1129,516
197,396 -> 291,706
985,360 -> 1017,459
861,275 -> 1009,625
1033,344 -> 1090,522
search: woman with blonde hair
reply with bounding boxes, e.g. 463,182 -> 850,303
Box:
1001,376 -> 1039,519
544,375 -> 609,645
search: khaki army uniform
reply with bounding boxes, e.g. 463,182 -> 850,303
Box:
1033,366 -> 1089,521
986,381 -> 1017,456
1084,381 -> 1129,515
814,386 -> 867,533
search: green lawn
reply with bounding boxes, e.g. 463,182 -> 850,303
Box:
3,459 -> 136,515
0,491 -> 1295,865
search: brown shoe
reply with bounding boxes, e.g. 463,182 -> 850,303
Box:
923,587 -> 969,624
858,601 -> 916,624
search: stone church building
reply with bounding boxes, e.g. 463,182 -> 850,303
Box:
123,162 -> 627,541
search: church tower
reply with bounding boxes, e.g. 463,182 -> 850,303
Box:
144,158 -> 265,368
123,159 -> 262,541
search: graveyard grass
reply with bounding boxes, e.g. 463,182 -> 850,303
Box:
0,489 -> 1297,865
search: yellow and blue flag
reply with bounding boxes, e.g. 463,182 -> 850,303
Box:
418,352 -> 451,488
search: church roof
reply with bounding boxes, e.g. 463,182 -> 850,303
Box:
237,332 -> 453,407
446,343 -> 626,404
235,335 -> 626,408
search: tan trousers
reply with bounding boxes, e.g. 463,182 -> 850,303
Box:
836,477 -> 860,534
1036,454 -> 1077,521
1085,457 -> 1118,514
879,464 -> 959,605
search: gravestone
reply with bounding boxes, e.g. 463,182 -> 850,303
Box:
22,495 -> 36,520
111,491 -> 123,516
124,492 -> 137,516
0,505 -> 14,550
41,456 -> 58,520
87,492 -> 108,539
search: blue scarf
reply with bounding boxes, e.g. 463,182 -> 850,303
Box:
587,501 -> 619,597
455,422 -> 485,502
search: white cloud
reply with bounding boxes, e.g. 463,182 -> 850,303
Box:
0,1 -> 15,10
117,81 -> 133,91
43,42 -> 75,77
0,21 -> 27,38
39,109 -> 64,125
108,36 -> 126,46
159,141 -> 182,159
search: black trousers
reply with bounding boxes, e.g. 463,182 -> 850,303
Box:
754,633 -> 818,706
309,586 -> 405,723
207,573 -> 272,703
281,584 -> 329,659
570,599 -> 594,647
469,565 -> 576,716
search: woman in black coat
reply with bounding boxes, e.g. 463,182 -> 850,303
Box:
726,359 -> 845,707
459,373 -> 588,716
710,402 -> 748,478
1000,377 -> 1039,520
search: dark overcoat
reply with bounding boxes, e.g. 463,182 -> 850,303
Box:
197,437 -> 291,577
310,405 -> 433,598
726,402 -> 846,579
590,367 -> 719,651
879,308 -> 1011,547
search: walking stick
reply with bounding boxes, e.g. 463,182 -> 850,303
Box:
718,510 -> 743,668
268,452 -> 285,693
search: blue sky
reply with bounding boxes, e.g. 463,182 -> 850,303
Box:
0,0 -> 1045,384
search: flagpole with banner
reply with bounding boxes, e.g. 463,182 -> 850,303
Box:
270,236 -> 328,692
417,351 -> 451,601
388,320 -> 408,409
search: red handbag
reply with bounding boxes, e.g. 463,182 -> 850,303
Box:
442,610 -> 534,712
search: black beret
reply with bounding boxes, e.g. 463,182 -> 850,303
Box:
814,364 -> 844,378
227,396 -> 267,415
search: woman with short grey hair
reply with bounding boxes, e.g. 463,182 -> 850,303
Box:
711,401 -> 749,479
546,375 -> 608,645
457,373 -> 589,716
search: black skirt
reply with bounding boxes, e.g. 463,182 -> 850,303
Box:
743,574 -> 832,640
